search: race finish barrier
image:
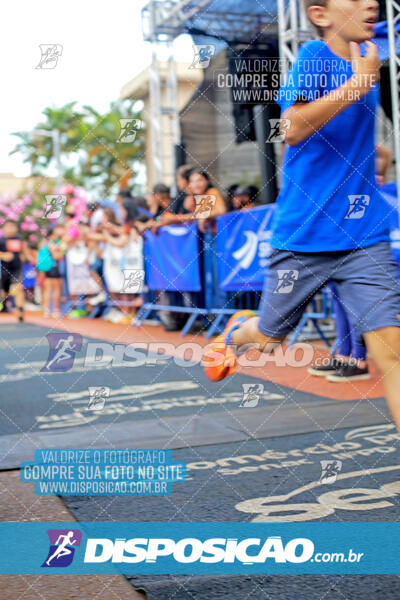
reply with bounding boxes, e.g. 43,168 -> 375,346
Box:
136,223 -> 207,336
136,183 -> 400,343
135,205 -> 334,343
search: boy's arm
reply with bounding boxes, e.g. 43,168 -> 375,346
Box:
283,42 -> 380,146
376,144 -> 392,186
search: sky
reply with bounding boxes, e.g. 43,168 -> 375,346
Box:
1,0 -> 192,177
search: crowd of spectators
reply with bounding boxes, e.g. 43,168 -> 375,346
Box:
0,165 -> 260,327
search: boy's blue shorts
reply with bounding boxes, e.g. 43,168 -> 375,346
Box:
258,241 -> 400,339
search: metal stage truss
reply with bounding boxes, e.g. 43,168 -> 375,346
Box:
141,0 -> 278,43
387,0 -> 400,216
142,0 -> 400,199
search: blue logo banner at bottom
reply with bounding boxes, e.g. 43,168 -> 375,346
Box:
0,522 -> 399,574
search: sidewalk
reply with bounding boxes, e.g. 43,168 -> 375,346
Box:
0,470 -> 146,600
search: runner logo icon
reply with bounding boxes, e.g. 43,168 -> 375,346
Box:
267,119 -> 291,142
320,460 -> 342,484
44,194 -> 67,219
117,119 -> 142,143
42,529 -> 82,568
122,269 -> 145,293
345,195 -> 370,219
36,44 -> 63,69
240,383 -> 264,408
274,270 -> 299,294
42,333 -> 83,372
190,44 -> 216,69
87,386 -> 110,411
194,195 -> 216,219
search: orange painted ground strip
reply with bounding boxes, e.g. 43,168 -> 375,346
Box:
1,313 -> 385,401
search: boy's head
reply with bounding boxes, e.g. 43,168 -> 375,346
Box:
2,220 -> 17,238
304,0 -> 378,43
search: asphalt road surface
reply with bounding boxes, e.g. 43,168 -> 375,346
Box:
1,321 -> 399,599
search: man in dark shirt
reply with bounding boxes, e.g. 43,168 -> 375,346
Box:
152,184 -> 174,220
135,184 -> 177,234
0,220 -> 25,321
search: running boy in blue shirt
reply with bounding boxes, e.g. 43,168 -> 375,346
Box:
204,0 -> 400,432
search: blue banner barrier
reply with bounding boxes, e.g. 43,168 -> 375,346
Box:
216,205 -> 276,291
382,182 -> 400,262
137,187 -> 400,333
0,521 -> 399,574
144,224 -> 201,292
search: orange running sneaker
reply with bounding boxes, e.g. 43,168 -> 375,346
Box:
203,310 -> 257,381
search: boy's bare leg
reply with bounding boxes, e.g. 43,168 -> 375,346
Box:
230,316 -> 285,353
364,327 -> 400,433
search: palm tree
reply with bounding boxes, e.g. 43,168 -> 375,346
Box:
10,101 -> 145,194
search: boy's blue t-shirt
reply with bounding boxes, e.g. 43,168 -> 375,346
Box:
271,40 -> 391,252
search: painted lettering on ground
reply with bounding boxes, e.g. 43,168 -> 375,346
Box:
1,356 -> 170,383
36,384 -> 284,429
235,466 -> 400,521
184,424 -> 400,521
47,382 -> 199,403
186,425 -> 399,476
233,424 -> 400,521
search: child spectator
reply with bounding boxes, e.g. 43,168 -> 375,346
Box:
38,224 -> 66,318
0,220 -> 26,321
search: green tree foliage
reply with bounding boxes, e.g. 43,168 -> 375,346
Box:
10,101 -> 144,194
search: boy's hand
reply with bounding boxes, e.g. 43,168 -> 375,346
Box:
376,145 -> 392,186
350,41 -> 381,96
